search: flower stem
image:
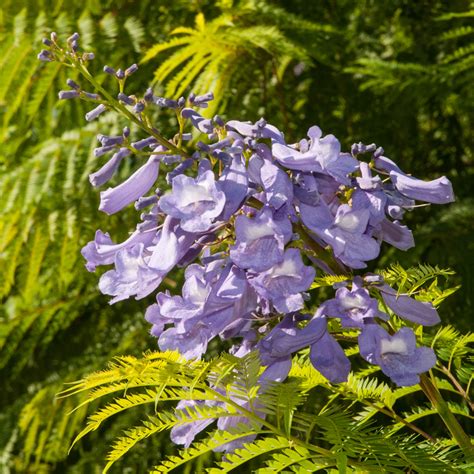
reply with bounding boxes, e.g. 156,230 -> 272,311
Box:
419,374 -> 474,460
73,60 -> 189,157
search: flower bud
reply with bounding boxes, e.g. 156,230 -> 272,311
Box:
125,64 -> 138,76
67,32 -> 80,43
144,88 -> 154,102
66,78 -> 80,90
58,90 -> 80,100
155,97 -> 178,109
133,102 -> 145,113
38,50 -> 53,62
135,195 -> 158,210
118,93 -> 135,105
131,137 -> 157,150
83,92 -> 100,100
374,146 -> 384,158
103,65 -> 115,75
85,104 -> 107,121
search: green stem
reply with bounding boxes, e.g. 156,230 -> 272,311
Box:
73,60 -> 189,158
419,374 -> 474,460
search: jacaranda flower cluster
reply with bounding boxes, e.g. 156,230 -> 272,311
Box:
39,32 -> 454,448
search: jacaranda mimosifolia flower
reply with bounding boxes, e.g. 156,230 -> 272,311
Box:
40,34 -> 455,406
358,325 -> 437,386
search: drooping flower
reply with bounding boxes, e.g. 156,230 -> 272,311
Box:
377,284 -> 440,326
375,155 -> 455,204
99,156 -> 160,215
358,325 -> 436,386
309,329 -> 351,383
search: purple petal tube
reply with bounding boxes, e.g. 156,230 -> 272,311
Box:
390,171 -> 455,204
378,284 -> 440,326
89,148 -> 131,187
310,330 -> 350,383
99,156 -> 160,214
218,155 -> 248,220
380,219 -> 415,251
181,108 -> 213,134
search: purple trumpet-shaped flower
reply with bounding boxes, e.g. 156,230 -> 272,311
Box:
81,228 -> 155,272
249,248 -> 316,313
272,126 -> 358,184
258,314 -> 350,383
310,330 -> 351,383
152,262 -> 257,359
226,119 -> 285,144
377,284 -> 440,326
99,156 -> 160,214
317,277 -> 387,328
375,156 -> 454,204
159,169 -> 226,232
300,200 -> 380,268
258,315 -> 326,363
358,325 -> 436,386
390,173 -> 455,204
379,219 -> 415,250
181,108 -> 213,134
230,207 -> 292,272
148,216 -> 197,272
98,244 -> 163,303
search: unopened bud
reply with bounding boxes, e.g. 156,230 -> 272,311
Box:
103,65 -> 115,75
85,104 -> 107,121
117,93 -> 135,105
133,102 -> 145,113
58,90 -> 80,100
67,32 -> 80,43
82,52 -> 95,61
66,78 -> 80,90
125,63 -> 138,76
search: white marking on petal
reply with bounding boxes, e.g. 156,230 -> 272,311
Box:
180,184 -> 212,206
381,337 -> 408,355
243,221 -> 275,241
271,258 -> 298,278
335,212 -> 361,232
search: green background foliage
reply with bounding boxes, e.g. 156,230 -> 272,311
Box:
0,0 -> 472,472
